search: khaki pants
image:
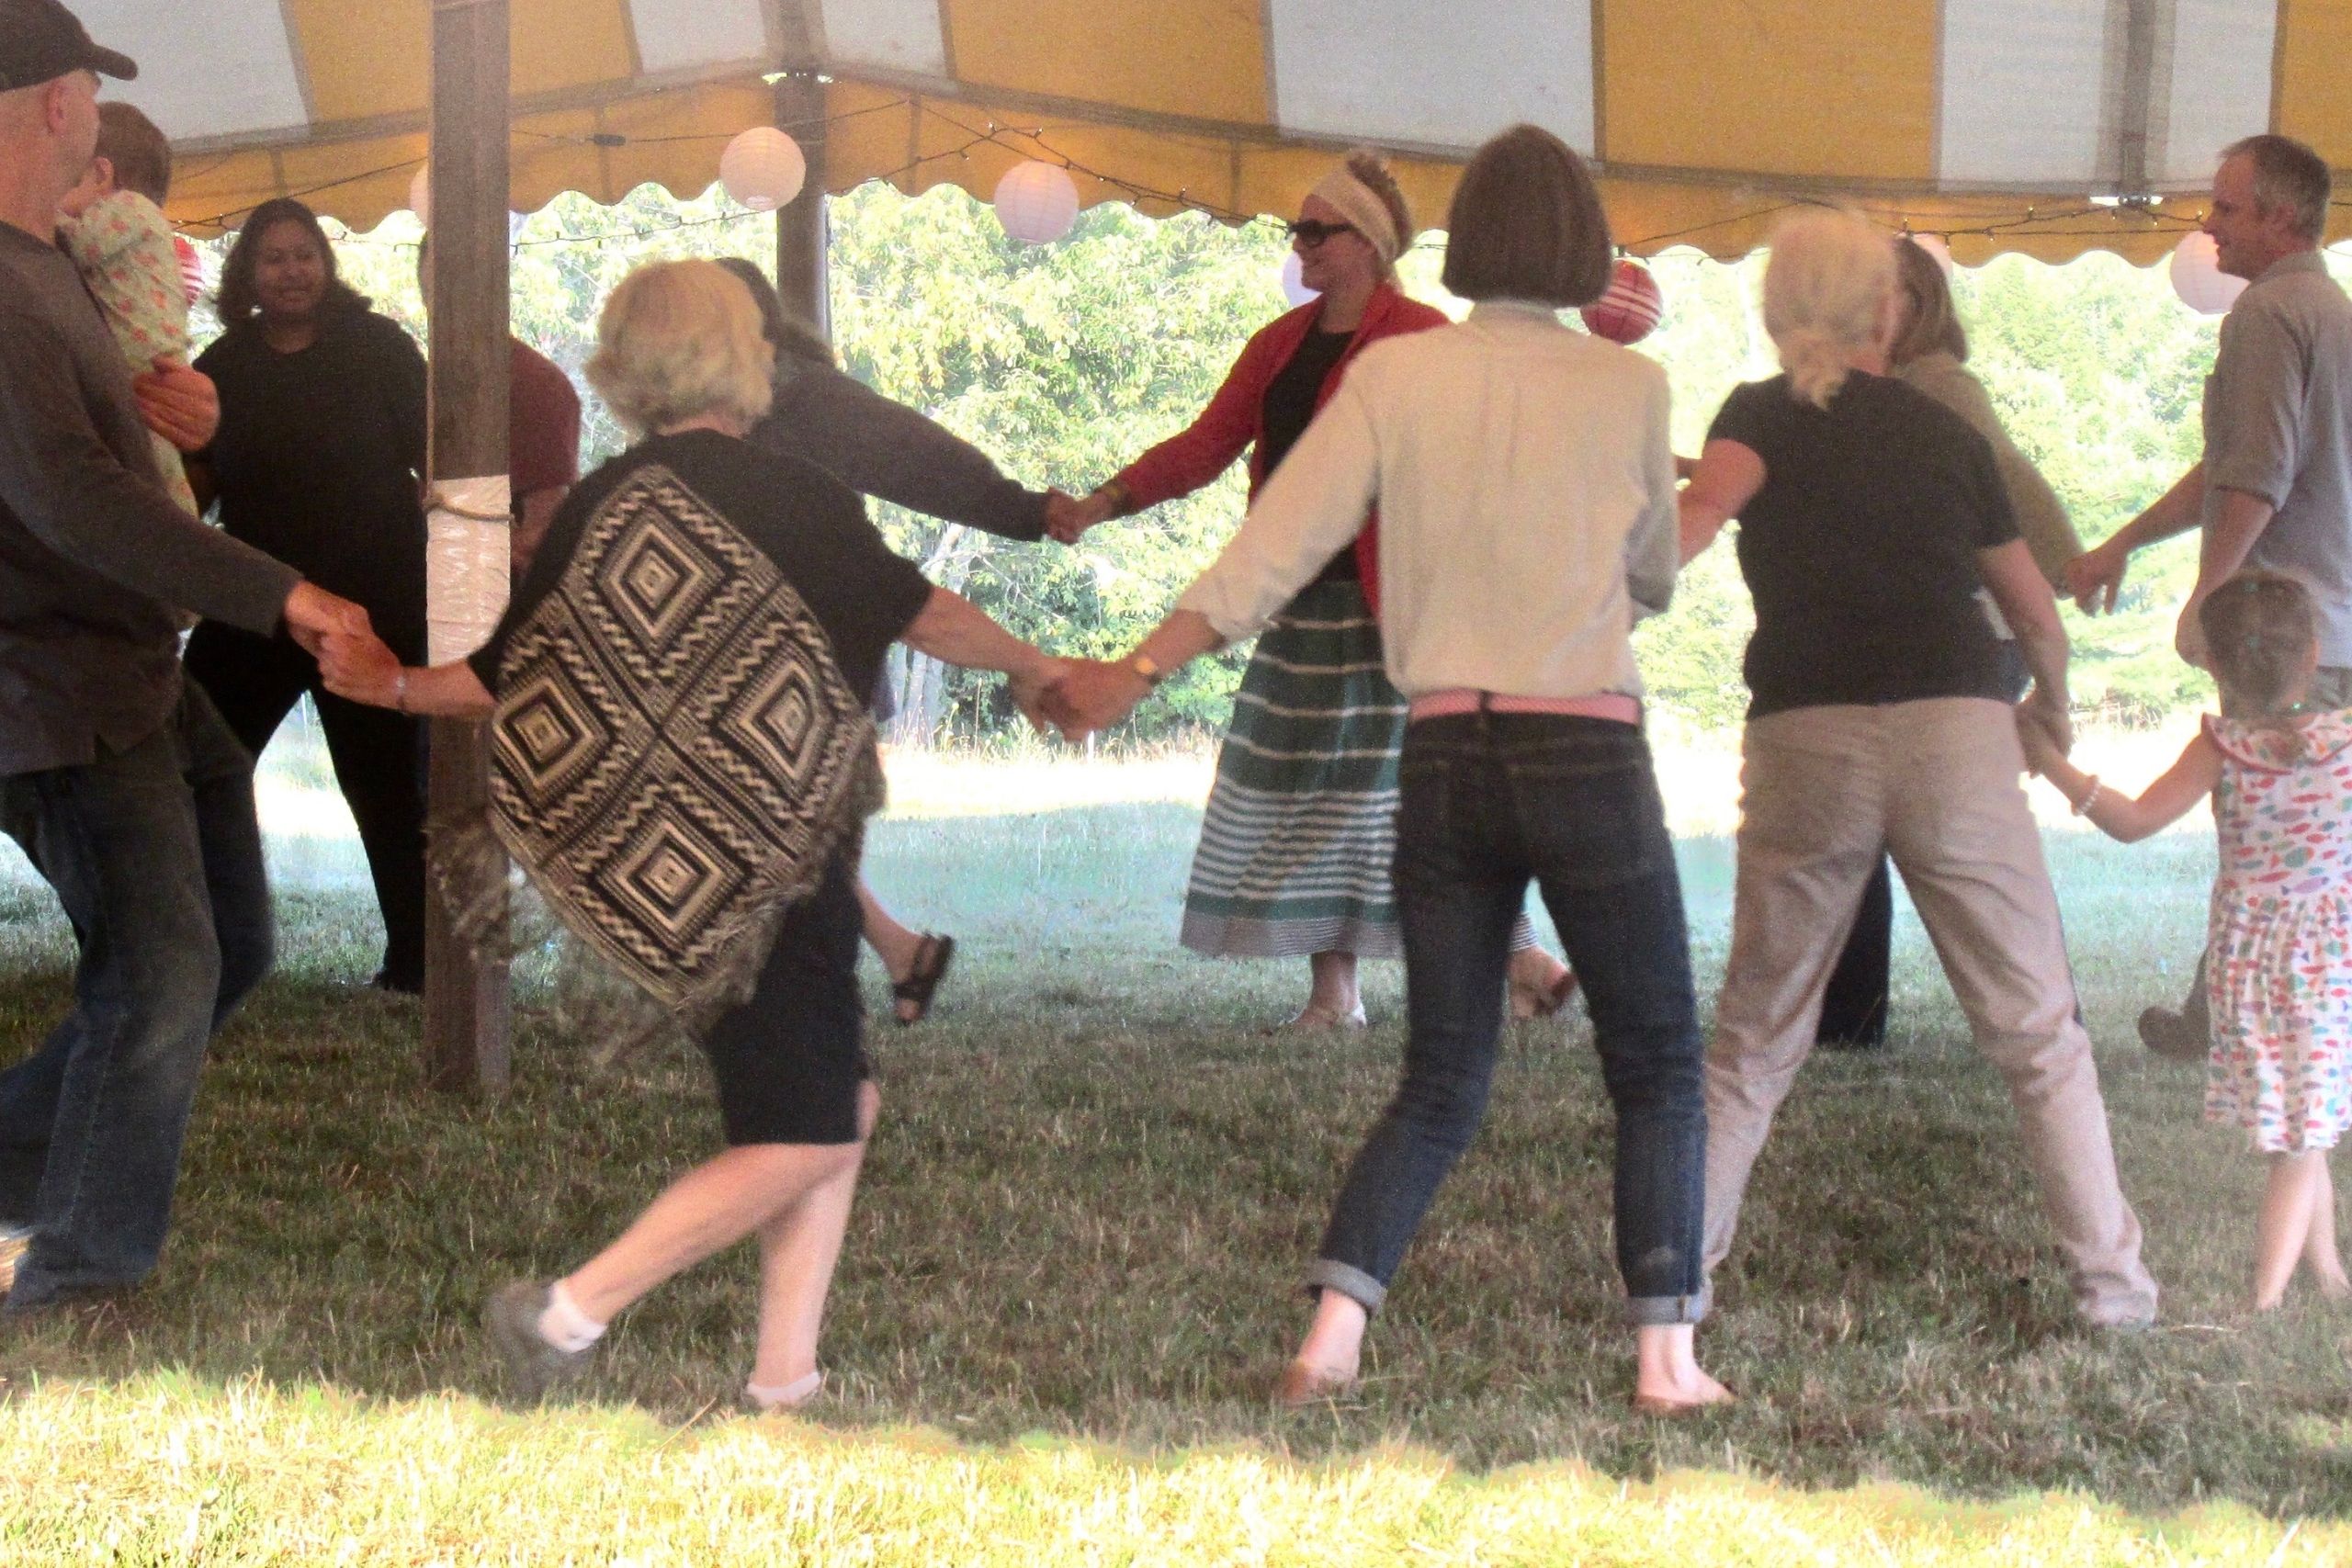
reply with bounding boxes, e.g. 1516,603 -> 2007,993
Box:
1702,698 -> 2158,1325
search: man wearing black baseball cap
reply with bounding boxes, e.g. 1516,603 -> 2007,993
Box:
0,0 -> 371,1315
0,0 -> 136,90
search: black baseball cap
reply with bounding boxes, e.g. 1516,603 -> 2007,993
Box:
0,0 -> 137,92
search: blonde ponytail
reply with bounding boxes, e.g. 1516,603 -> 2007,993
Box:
1776,326 -> 1852,410
1760,208 -> 1893,410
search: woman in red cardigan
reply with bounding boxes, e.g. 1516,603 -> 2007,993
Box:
1055,152 -> 1575,1030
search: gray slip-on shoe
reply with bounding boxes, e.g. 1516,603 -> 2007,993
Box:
483,1280 -> 593,1402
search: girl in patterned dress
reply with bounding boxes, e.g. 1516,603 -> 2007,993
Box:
2023,570 -> 2352,1310
56,102 -> 196,517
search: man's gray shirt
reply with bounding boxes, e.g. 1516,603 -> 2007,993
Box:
2202,250 -> 2352,666
752,361 -> 1050,541
0,221 -> 297,775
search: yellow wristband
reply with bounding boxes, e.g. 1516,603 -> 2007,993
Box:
1126,652 -> 1165,688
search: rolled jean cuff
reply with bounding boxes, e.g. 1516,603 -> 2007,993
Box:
1305,1259 -> 1386,1315
1628,1281 -> 1711,1326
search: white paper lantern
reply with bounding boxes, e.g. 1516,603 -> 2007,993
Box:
993,160 -> 1080,245
1905,232 -> 1955,277
2169,231 -> 2247,315
1280,251 -> 1319,308
408,163 -> 432,227
719,128 -> 808,212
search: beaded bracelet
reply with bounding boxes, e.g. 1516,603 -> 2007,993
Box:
2072,776 -> 2105,817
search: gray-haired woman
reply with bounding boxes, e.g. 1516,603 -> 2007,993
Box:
1679,208 -> 2156,1327
320,258 -> 1065,1410
1814,234 -> 2086,1048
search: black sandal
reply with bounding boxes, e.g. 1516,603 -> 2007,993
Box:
891,933 -> 956,1025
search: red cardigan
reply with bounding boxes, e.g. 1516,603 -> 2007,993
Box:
1113,282 -> 1449,612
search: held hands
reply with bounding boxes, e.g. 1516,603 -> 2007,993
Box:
132,359 -> 220,453
1039,658 -> 1153,739
281,581 -> 371,656
1045,488 -> 1119,546
316,626 -> 403,708
1007,656 -> 1078,736
2064,542 -> 2128,615
2016,704 -> 2067,777
2014,686 -> 2073,775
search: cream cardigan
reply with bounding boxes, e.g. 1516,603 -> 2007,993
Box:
1177,301 -> 1677,703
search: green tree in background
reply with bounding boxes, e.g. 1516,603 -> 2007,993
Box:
243,182 -> 2256,741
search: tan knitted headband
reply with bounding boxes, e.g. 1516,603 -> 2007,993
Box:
1307,165 -> 1402,265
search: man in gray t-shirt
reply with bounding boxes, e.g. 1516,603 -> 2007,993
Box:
0,0 -> 368,1312
2066,132 -> 2352,1057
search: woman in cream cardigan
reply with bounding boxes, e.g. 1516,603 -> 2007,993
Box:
1046,126 -> 1727,1416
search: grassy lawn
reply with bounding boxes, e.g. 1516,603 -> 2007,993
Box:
0,729 -> 2346,1562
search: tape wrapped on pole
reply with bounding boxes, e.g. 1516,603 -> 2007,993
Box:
425,475 -> 512,667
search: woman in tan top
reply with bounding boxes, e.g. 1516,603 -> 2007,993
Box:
1814,236 -> 2086,1050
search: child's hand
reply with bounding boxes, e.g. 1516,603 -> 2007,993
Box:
2021,686 -> 2073,758
2015,705 -> 2063,776
133,360 -> 220,452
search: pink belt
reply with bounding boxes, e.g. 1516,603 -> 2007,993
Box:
1407,689 -> 1642,726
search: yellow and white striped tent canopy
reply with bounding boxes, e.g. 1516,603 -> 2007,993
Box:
85,0 -> 2336,263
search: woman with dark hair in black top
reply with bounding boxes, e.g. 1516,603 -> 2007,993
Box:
185,197 -> 430,993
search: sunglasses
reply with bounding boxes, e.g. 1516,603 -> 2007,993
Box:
1284,219 -> 1358,246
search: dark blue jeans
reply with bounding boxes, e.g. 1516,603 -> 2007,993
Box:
0,682 -> 274,1307
1307,713 -> 1709,1325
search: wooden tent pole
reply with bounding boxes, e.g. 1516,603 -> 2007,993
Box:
773,71 -> 831,342
424,0 -> 513,1094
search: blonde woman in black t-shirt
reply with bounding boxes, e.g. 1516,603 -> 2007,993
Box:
1813,236 -> 2088,1048
1677,207 -> 2159,1329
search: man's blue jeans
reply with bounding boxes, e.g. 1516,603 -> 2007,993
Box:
0,682 -> 273,1307
1307,712 -> 1710,1326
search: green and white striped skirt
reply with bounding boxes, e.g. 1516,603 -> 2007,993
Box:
1180,579 -> 1547,961
1179,580 -> 1408,959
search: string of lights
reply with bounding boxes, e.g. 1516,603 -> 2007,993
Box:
169,95 -> 2252,263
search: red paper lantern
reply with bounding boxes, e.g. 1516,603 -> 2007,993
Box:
1579,257 -> 1663,345
172,233 -> 204,307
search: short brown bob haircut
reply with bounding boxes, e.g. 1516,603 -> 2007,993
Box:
96,101 -> 171,206
1440,124 -> 1613,308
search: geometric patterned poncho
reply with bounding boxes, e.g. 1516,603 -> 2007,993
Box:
475,463 -> 882,1047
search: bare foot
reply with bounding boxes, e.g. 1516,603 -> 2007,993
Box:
1632,1323 -> 1732,1414
1507,951 -> 1577,1020
1274,1359 -> 1359,1406
1268,1003 -> 1367,1033
1632,1367 -> 1736,1415
1281,1288 -> 1367,1404
2316,1269 -> 2352,1302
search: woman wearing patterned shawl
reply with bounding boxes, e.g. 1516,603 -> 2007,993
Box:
318,258 -> 1065,1411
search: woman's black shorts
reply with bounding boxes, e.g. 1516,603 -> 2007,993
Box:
700,851 -> 871,1146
